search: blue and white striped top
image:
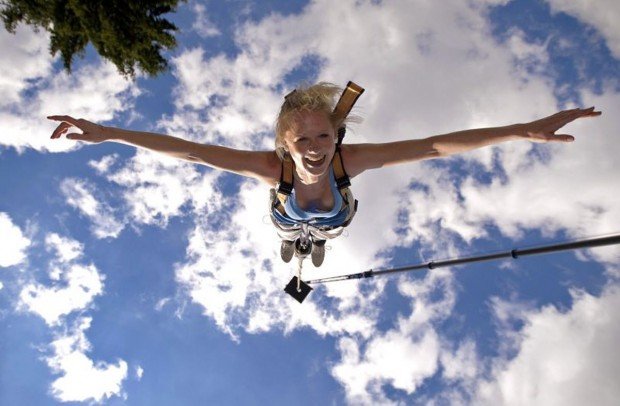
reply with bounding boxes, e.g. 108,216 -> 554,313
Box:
272,166 -> 349,227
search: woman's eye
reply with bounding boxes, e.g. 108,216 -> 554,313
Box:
295,137 -> 307,143
319,133 -> 329,138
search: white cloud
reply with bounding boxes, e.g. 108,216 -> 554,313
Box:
46,317 -> 128,403
107,150 -> 221,226
45,233 -> 83,263
19,264 -> 104,326
135,365 -> 144,380
0,212 -> 31,267
155,297 -> 171,311
545,0 -> 620,59
18,233 -> 104,326
60,178 -> 125,239
192,2 -> 221,38
38,63 -> 139,127
441,339 -> 479,382
0,38 -> 139,153
17,232 -> 128,402
0,23 -> 53,108
88,154 -> 120,175
475,283 -> 620,406
331,270 -> 457,403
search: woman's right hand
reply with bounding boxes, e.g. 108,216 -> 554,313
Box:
48,115 -> 109,143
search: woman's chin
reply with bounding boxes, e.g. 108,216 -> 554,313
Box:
297,161 -> 328,180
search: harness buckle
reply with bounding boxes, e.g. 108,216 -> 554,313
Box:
337,127 -> 346,146
335,176 -> 351,190
277,181 -> 293,195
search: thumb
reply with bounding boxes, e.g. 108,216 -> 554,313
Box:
66,133 -> 84,141
554,134 -> 575,142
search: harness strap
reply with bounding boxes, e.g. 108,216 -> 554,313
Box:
332,147 -> 351,190
333,81 -> 365,130
274,159 -> 294,216
335,82 -> 364,146
333,147 -> 358,227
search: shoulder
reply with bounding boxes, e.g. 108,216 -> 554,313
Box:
338,143 -> 372,178
256,151 -> 282,186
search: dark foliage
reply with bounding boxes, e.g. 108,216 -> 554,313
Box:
1,0 -> 183,78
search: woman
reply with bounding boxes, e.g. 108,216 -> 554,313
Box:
48,82 -> 601,267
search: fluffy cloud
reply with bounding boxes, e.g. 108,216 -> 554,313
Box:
16,232 -> 128,401
107,150 -> 222,226
88,154 -> 120,175
545,0 -> 620,59
19,264 -> 104,326
18,233 -> 104,326
476,283 -> 620,405
331,270 -> 458,403
0,20 -> 139,154
0,23 -> 53,108
45,233 -> 83,263
60,178 -> 125,239
0,212 -> 31,267
46,317 -> 128,403
192,2 -> 221,38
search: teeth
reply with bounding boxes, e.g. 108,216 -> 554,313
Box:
306,156 -> 324,162
304,155 -> 325,167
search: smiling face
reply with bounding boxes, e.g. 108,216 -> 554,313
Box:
284,110 -> 337,183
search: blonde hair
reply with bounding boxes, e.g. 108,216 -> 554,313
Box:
274,82 -> 358,160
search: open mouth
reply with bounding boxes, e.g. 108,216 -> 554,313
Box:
304,155 -> 326,167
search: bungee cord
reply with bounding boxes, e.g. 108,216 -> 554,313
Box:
288,234 -> 620,300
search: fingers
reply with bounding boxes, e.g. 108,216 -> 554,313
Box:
582,107 -> 602,117
47,115 -> 78,124
48,115 -> 84,140
564,106 -> 602,118
65,133 -> 87,141
50,122 -> 74,139
552,107 -> 601,130
551,134 -> 575,142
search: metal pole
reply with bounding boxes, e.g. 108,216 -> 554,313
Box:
305,234 -> 620,285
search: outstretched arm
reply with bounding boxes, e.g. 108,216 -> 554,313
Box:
343,107 -> 602,177
48,115 -> 280,184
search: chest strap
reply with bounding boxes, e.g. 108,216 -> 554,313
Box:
274,156 -> 294,216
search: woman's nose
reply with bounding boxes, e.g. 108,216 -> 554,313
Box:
308,138 -> 319,151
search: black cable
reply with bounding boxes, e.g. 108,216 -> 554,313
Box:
305,234 -> 620,285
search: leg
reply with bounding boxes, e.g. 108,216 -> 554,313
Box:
308,226 -> 344,267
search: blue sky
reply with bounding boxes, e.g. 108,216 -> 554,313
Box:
1,0 -> 619,404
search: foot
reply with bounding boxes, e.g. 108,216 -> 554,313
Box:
280,240 -> 294,263
311,240 -> 326,267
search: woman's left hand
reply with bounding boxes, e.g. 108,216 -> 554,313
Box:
521,107 -> 602,143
